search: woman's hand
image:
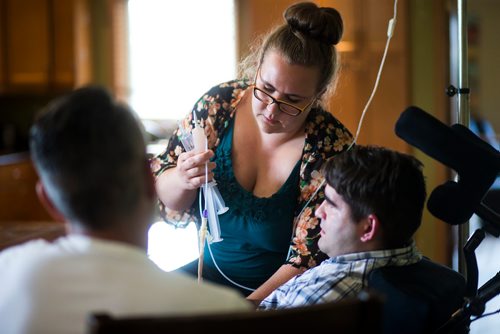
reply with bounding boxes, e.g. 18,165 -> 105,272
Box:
175,150 -> 216,190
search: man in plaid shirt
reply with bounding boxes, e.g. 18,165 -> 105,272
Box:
259,145 -> 426,309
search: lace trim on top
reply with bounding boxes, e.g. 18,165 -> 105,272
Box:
214,125 -> 300,223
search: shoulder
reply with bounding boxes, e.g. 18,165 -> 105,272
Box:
195,79 -> 250,146
140,270 -> 252,312
0,238 -> 53,266
306,107 -> 352,137
261,266 -> 350,308
298,264 -> 357,301
0,238 -> 64,292
196,79 -> 250,109
209,79 -> 250,94
304,108 -> 353,157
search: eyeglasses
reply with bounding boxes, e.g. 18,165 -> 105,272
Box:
252,86 -> 315,117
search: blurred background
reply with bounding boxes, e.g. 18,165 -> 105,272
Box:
0,0 -> 498,300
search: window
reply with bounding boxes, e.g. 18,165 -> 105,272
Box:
128,0 -> 236,271
128,0 -> 236,121
148,221 -> 199,272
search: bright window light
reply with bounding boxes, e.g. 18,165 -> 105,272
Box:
128,0 -> 236,121
129,1 -> 236,270
148,221 -> 199,272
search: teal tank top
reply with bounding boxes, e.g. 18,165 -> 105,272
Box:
203,118 -> 301,290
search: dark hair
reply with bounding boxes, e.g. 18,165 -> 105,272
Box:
239,2 -> 343,105
30,86 -> 148,229
322,146 -> 427,248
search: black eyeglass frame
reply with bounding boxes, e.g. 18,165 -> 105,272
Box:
252,85 -> 316,117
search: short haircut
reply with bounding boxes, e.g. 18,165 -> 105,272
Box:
30,86 -> 148,229
322,145 -> 427,248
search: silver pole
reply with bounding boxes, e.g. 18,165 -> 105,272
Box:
457,0 -> 470,276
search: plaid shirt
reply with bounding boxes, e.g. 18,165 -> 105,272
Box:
258,242 -> 422,310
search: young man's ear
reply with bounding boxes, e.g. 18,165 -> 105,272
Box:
359,214 -> 380,243
36,181 -> 65,223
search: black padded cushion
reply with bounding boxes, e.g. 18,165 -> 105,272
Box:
368,257 -> 466,334
481,189 -> 500,237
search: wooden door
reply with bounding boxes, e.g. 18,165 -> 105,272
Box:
0,153 -> 52,221
4,0 -> 51,91
52,0 -> 76,89
0,0 -> 4,91
0,0 -> 91,93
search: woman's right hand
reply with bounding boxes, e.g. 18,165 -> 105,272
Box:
175,150 -> 216,190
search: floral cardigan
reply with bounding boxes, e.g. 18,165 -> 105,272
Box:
150,79 -> 353,269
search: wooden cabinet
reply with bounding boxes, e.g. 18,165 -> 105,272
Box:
0,152 -> 53,221
0,152 -> 66,250
0,0 -> 91,94
0,1 -> 5,91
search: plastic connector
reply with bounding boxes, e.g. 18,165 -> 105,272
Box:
192,125 -> 206,154
387,18 -> 396,38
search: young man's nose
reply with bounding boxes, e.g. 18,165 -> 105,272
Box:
315,201 -> 326,219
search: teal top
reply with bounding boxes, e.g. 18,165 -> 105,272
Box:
152,80 -> 353,271
203,118 -> 301,290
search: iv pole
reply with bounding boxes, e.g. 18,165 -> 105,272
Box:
455,0 -> 470,275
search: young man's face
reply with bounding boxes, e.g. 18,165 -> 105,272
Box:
315,184 -> 363,258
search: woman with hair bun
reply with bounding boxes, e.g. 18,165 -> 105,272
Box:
151,2 -> 353,301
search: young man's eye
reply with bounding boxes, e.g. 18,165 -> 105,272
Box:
325,199 -> 337,209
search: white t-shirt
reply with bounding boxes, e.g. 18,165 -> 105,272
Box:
0,235 -> 251,334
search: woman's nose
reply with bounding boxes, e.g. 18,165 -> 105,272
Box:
266,100 -> 280,115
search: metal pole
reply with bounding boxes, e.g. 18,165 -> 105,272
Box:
457,0 -> 470,276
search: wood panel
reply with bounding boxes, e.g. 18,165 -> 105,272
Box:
74,0 -> 92,86
0,153 -> 53,221
0,0 -> 91,93
0,0 -> 4,91
52,0 -> 76,88
5,0 -> 50,89
52,0 -> 92,89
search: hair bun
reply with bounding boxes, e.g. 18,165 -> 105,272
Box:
284,2 -> 343,46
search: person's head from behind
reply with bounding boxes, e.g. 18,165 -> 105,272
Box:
316,145 -> 426,258
239,2 -> 343,133
30,86 -> 154,243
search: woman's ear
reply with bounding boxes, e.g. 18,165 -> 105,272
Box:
36,181 -> 65,223
359,214 -> 380,243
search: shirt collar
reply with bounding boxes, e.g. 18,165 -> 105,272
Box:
325,240 -> 421,265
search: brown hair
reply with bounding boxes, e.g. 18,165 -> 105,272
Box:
30,86 -> 149,230
238,2 -> 343,106
322,146 -> 427,248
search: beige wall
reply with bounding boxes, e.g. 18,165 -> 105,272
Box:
237,0 -> 453,265
469,0 -> 500,133
409,0 -> 452,265
237,0 -> 411,151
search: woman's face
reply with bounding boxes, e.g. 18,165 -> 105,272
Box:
251,50 -> 320,135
